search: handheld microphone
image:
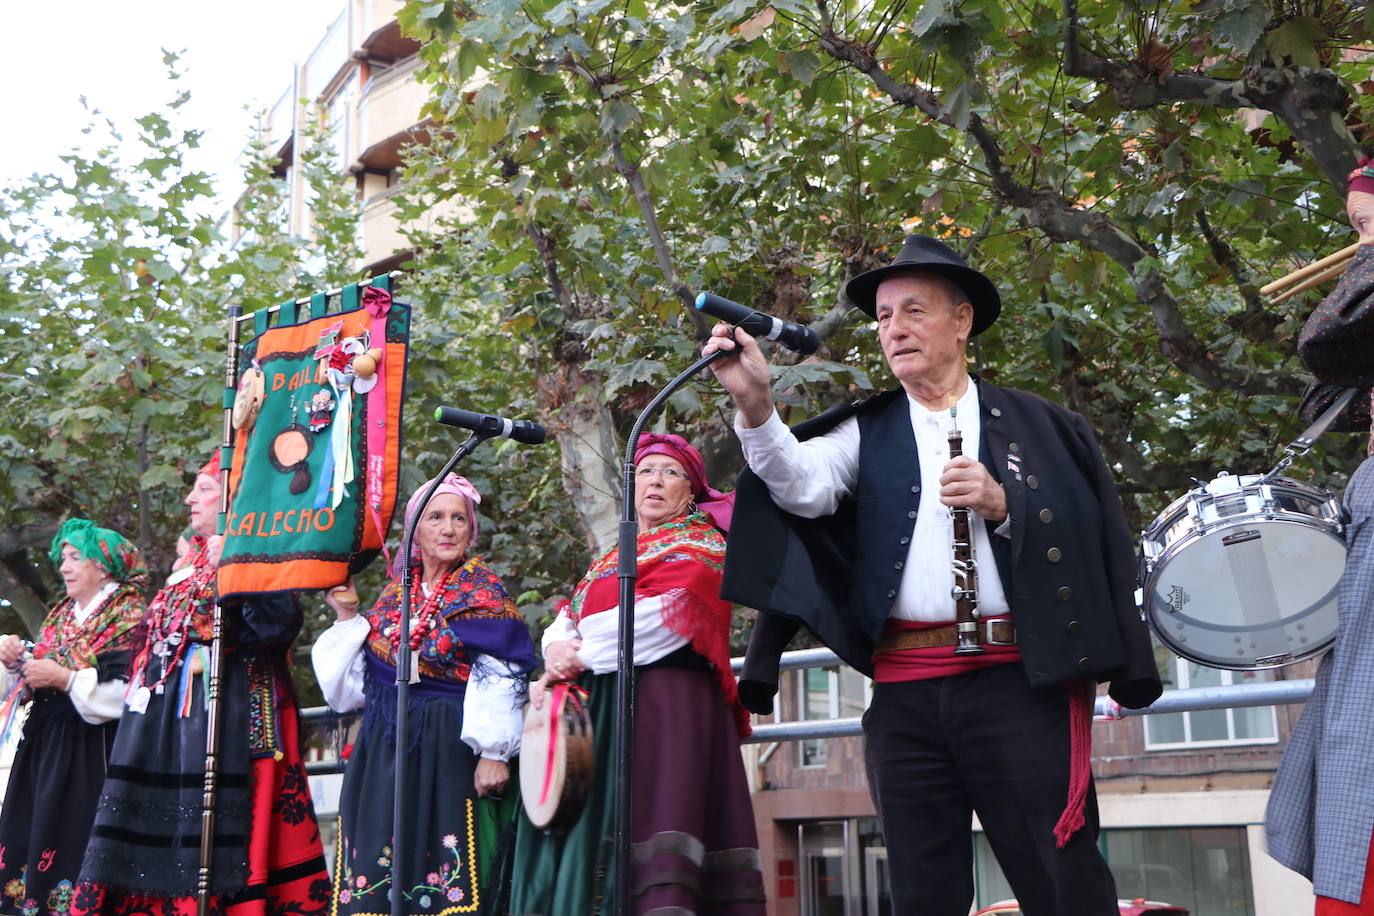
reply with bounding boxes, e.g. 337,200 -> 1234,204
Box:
434,407 -> 548,445
694,292 -> 821,355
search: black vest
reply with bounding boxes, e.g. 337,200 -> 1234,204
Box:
851,390 -> 1011,633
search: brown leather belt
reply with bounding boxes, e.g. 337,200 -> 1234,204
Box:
874,619 -> 1016,654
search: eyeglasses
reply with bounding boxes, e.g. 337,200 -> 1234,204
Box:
635,466 -> 686,481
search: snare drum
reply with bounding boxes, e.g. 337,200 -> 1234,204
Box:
1140,472 -> 1346,669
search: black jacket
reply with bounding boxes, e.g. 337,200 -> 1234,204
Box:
723,377 -> 1162,713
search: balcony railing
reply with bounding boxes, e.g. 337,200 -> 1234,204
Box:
299,647 -> 1316,775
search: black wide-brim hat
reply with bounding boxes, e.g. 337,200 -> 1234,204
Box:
844,234 -> 1002,336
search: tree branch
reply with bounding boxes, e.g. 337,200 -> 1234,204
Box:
0,521 -> 60,558
818,29 -> 1306,397
607,129 -> 711,336
0,555 -> 49,636
1060,5 -> 1359,193
1195,207 -> 1292,354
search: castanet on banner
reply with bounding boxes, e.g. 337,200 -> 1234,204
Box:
217,278 -> 410,598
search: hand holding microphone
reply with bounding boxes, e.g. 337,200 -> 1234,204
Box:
698,292 -> 814,429
694,292 -> 820,355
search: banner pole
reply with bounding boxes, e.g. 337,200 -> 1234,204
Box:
197,301 -> 242,916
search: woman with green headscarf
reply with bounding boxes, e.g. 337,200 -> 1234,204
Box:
0,518 -> 148,916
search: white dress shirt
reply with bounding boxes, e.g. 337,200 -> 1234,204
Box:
734,377 -> 1010,623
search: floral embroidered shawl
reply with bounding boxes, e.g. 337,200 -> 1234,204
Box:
33,585 -> 148,670
365,555 -> 536,682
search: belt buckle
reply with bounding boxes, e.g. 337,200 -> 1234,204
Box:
982,618 -> 1015,646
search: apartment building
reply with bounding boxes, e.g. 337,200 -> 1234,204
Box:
223,0 -> 434,276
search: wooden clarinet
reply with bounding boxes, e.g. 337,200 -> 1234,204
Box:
947,398 -> 984,655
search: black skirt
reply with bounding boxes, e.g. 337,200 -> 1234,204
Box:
0,689 -> 119,916
76,651 -> 254,899
329,663 -> 499,916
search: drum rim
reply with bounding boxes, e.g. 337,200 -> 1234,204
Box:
1142,511 -> 1345,561
1151,626 -> 1335,671
1143,474 -> 1340,541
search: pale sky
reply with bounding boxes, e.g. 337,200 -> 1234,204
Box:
1,0 -> 346,198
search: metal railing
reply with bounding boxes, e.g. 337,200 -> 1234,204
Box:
298,648 -> 1317,772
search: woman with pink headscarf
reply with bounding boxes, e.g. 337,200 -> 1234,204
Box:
312,474 -> 536,916
508,433 -> 765,915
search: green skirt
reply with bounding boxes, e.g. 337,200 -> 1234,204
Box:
505,667 -> 766,916
506,672 -> 617,916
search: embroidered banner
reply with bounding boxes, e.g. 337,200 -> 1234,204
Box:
216,279 -> 410,598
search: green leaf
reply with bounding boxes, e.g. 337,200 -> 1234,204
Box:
600,100 -> 641,133
1265,16 -> 1324,68
913,0 -> 957,36
1213,5 -> 1267,54
569,223 -> 604,249
778,49 -> 821,85
139,464 -> 184,491
945,80 -> 975,130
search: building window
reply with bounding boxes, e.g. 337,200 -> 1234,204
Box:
798,667 -> 871,768
1144,655 -> 1278,750
973,826 -> 1255,914
1106,826 -> 1255,916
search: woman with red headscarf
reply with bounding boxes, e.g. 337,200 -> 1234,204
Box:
507,433 -> 766,915
311,473 -> 536,916
71,456 -> 330,916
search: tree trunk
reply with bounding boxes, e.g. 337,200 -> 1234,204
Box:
0,557 -> 49,636
540,372 -> 623,555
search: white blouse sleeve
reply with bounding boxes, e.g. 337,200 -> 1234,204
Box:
67,667 -> 128,724
570,595 -> 690,673
540,612 -> 580,653
461,654 -> 526,762
311,616 -> 370,713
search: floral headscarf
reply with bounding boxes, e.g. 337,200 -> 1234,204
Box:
48,518 -> 148,587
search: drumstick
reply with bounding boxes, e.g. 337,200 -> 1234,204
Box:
1261,242 -> 1359,296
1268,258 -> 1353,305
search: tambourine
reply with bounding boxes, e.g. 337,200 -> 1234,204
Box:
232,366 -> 266,431
519,683 -> 594,831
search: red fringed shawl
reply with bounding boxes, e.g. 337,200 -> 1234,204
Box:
570,512 -> 748,737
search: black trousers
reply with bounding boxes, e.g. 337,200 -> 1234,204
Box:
863,663 -> 1118,915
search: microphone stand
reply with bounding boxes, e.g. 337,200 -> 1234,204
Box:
392,430 -> 492,916
612,349 -> 728,916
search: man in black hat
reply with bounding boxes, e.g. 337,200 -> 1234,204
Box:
703,234 -> 1161,915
